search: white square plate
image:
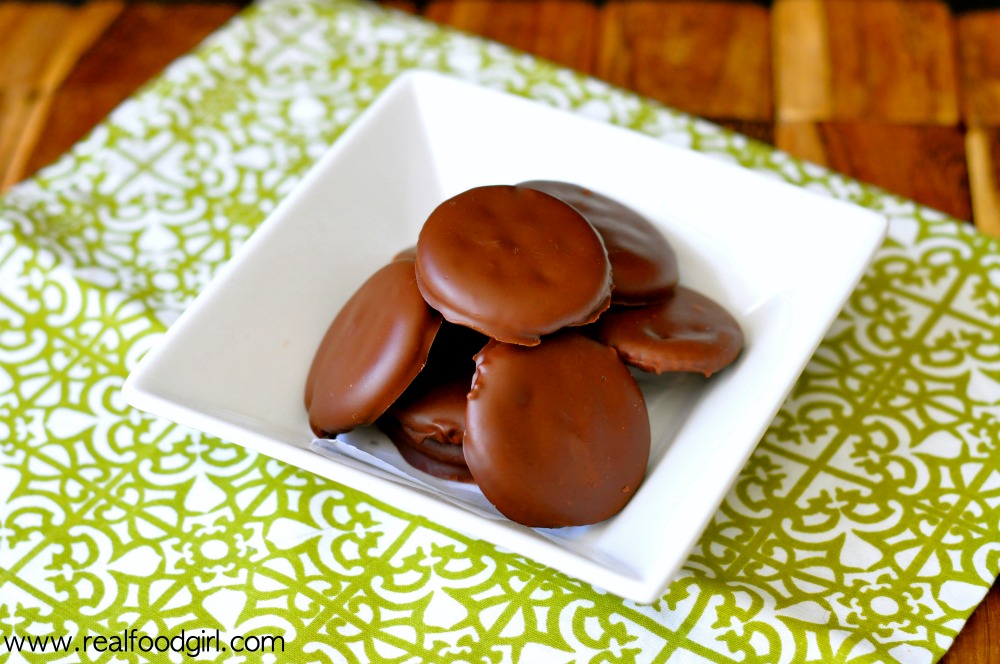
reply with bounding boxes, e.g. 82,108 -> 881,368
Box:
123,71 -> 887,603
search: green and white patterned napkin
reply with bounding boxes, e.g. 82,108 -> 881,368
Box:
2,0 -> 999,662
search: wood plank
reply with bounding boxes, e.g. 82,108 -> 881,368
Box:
966,126 -> 1000,238
424,0 -> 599,74
776,121 -> 972,221
941,580 -> 1000,664
596,0 -> 771,120
25,2 -> 243,179
0,1 -> 123,189
773,0 -> 959,124
957,10 -> 1000,126
53,3 -> 243,94
0,92 -> 35,190
773,0 -> 830,122
0,2 -> 123,92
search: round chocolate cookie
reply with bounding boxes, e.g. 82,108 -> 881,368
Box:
376,323 -> 487,464
592,286 -> 743,377
381,416 -> 468,465
519,180 -> 679,305
464,333 -> 650,528
306,260 -> 442,436
390,437 -> 474,483
415,185 -> 612,346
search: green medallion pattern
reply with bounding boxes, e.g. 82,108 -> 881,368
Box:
2,0 -> 999,662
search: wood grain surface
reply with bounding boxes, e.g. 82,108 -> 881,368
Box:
0,1 -> 997,661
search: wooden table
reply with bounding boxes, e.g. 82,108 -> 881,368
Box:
1,1 -> 997,661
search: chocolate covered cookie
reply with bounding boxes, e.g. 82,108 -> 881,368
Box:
390,437 -> 474,483
377,323 -> 487,465
520,180 -> 679,305
593,286 -> 743,376
415,185 -> 612,346
306,260 -> 442,436
464,333 -> 650,527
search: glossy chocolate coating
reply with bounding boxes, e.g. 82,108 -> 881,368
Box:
464,333 -> 650,528
376,323 -> 487,463
379,416 -> 468,466
381,373 -> 468,446
593,286 -> 743,377
389,437 -> 474,483
415,185 -> 612,346
519,180 -> 679,305
305,260 -> 442,436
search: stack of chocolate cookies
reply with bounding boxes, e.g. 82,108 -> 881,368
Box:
305,182 -> 742,528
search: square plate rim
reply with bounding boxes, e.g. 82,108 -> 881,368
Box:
122,70 -> 889,603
